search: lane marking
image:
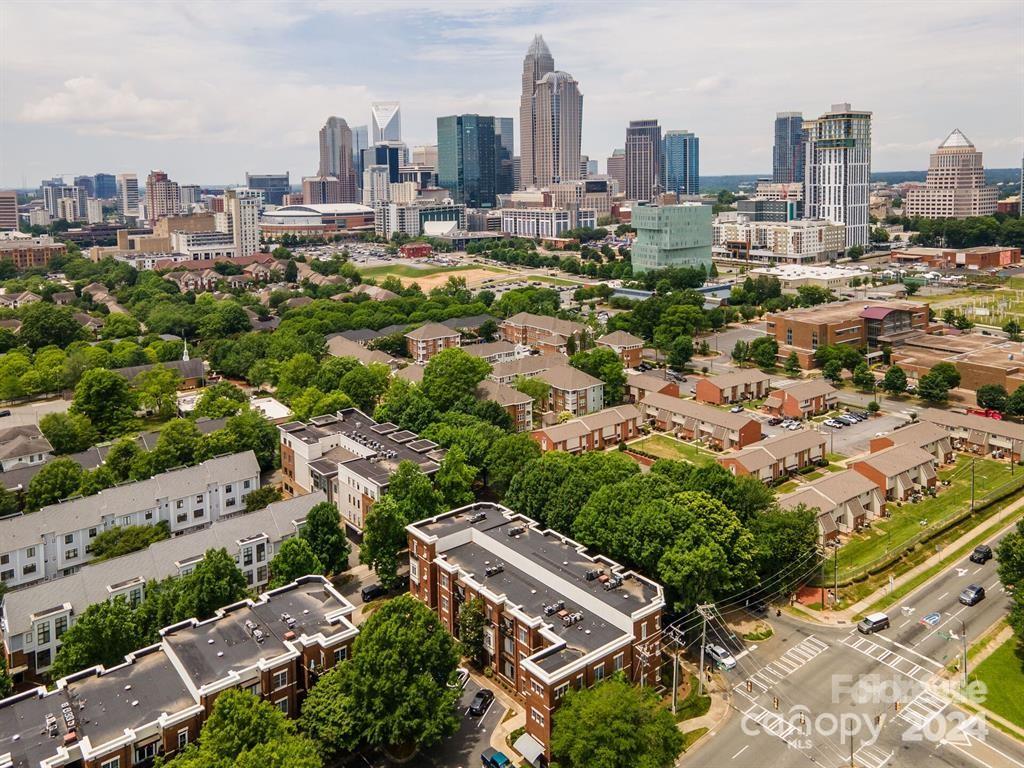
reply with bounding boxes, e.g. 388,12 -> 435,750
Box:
938,592 -> 949,600
731,745 -> 749,759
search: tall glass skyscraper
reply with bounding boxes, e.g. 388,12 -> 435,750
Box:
495,117 -> 515,195
773,112 -> 805,184
663,130 -> 700,196
437,114 -> 498,208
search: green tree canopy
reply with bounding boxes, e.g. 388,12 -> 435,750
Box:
485,433 -> 541,497
17,302 -> 87,350
435,444 -> 477,508
26,457 -> 85,510
70,367 -> 137,437
458,596 -> 488,668
298,666 -> 362,764
881,365 -> 908,395
421,348 -> 491,411
194,380 -> 248,418
268,537 -> 324,588
174,548 -> 248,621
977,384 -> 1009,412
570,347 -> 627,405
300,501 -> 350,575
917,370 -> 950,403
39,411 -> 97,454
51,597 -> 147,679
133,365 -> 181,418
359,496 -> 406,587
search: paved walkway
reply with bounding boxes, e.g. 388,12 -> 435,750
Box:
674,674 -> 733,763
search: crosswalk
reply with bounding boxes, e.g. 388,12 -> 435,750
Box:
896,687 -> 948,729
734,635 -> 829,702
741,702 -> 806,749
853,743 -> 894,768
839,634 -> 935,684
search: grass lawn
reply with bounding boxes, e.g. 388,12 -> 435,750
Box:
835,456 -> 1018,580
357,262 -> 489,279
527,274 -> 582,287
826,452 -> 847,463
825,463 -> 845,473
969,636 -> 1024,729
804,471 -> 825,481
681,728 -> 709,752
629,434 -> 717,466
776,481 -> 799,494
666,674 -> 711,722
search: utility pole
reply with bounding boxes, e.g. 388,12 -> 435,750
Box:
671,645 -> 679,715
959,618 -> 968,689
971,457 -> 976,512
697,604 -> 710,697
834,546 -> 839,608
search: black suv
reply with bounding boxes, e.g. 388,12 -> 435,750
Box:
969,544 -> 993,564
468,689 -> 494,717
360,583 -> 386,603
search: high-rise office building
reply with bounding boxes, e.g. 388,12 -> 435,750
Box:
631,203 -> 712,273
302,176 -> 343,205
773,112 -> 805,184
606,149 -> 626,191
361,144 -> 402,185
117,173 -> 140,219
43,185 -> 88,220
180,184 -> 202,211
362,166 -> 392,207
318,117 -> 358,203
663,130 -> 699,196
86,198 -> 104,224
519,35 -> 555,189
145,170 -> 181,222
437,114 -> 498,209
903,130 -> 997,219
495,118 -> 515,195
93,173 -> 117,199
625,119 -> 662,201
245,173 -> 290,206
533,70 -> 583,186
412,145 -> 439,167
804,103 -> 872,248
371,102 -> 401,143
0,190 -> 18,231
586,158 -> 599,177
73,175 -> 95,197
224,189 -> 260,257
352,125 -> 369,181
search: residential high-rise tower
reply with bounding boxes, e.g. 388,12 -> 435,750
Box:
437,114 -> 498,208
663,130 -> 700,196
495,117 -> 515,195
625,119 -> 662,201
804,103 -> 872,248
116,173 -> 140,219
773,112 -> 805,184
224,189 -> 260,257
145,170 -> 181,222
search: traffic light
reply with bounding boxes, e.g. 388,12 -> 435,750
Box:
746,680 -> 753,693
894,701 -> 900,712
773,697 -> 780,711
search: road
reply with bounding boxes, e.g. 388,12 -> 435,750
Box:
681,529 -> 1024,768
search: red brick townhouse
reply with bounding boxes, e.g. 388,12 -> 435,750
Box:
851,445 -> 937,501
695,369 -> 772,406
764,379 -> 838,420
407,504 -> 665,762
625,371 -> 679,403
0,576 -> 358,768
404,322 -> 461,363
779,469 -> 886,542
869,420 -> 954,464
500,312 -> 587,354
639,391 -> 762,449
597,330 -> 645,368
717,429 -> 827,483
531,404 -> 640,453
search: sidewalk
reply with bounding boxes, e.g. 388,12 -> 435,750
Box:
791,493 -> 1024,627
480,670 -> 524,757
674,678 -> 733,762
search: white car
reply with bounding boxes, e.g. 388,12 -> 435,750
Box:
704,643 -> 737,670
786,423 -> 802,431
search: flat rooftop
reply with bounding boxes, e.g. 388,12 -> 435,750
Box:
769,299 -> 926,325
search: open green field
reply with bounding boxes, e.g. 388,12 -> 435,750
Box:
628,434 -> 717,466
835,456 -> 1019,580
357,262 -> 493,279
969,636 -> 1024,729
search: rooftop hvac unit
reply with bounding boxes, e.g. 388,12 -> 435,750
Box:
603,575 -> 624,591
253,628 -> 266,644
507,525 -> 526,537
584,568 -> 603,582
281,612 -> 296,628
485,564 -> 504,577
468,512 -> 487,523
543,600 -> 565,616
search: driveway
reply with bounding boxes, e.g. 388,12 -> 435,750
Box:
424,679 -> 508,768
0,397 -> 71,427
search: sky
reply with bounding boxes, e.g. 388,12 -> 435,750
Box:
1,0 -> 1022,188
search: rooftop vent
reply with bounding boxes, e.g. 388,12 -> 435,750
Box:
507,525 -> 526,537
562,611 -> 583,627
603,575 -> 624,591
468,512 -> 487,524
584,568 -> 604,582
484,564 -> 505,577
544,600 -> 565,616
281,612 -> 296,628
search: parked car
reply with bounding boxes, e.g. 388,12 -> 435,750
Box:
360,583 -> 387,603
858,612 -> 890,634
969,544 -> 993,564
786,423 -> 802,431
0,409 -> 9,418
468,689 -> 495,716
768,417 -> 783,426
959,584 -> 986,606
704,643 -> 737,670
481,748 -> 512,768
449,667 -> 470,690
730,405 -> 744,413
824,419 -> 844,428
839,416 -> 859,425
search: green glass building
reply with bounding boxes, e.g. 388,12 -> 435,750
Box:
437,114 -> 498,209
631,203 -> 712,273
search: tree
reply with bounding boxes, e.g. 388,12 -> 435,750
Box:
337,595 -> 460,750
846,245 -> 865,260
388,460 -> 444,521
99,313 -> 141,339
485,433 -> 542,496
0,485 -> 19,518
421,348 -> 491,411
930,361 -> 961,389
0,653 -> 12,699
168,689 -> 321,768
867,400 -> 880,413
25,457 -> 85,509
339,363 -> 390,413
1004,319 -> 1022,342
881,365 -> 908,395
269,537 -> 324,587
751,506 -> 819,586
917,370 -> 950,403
175,548 -> 248,621
301,501 -> 350,575
90,522 -> 170,562
1007,385 -> 1024,418
997,520 -> 1024,643
360,496 -> 407,587
477,319 -> 498,342
977,384 -> 1009,412
70,368 -> 136,437
749,336 -> 778,369
458,597 -> 488,668
823,359 -> 844,386
667,335 -> 693,370
284,259 -> 299,283
435,444 -> 477,507
194,380 -> 248,418
571,348 -> 626,405
784,351 -> 800,376
223,408 -> 279,471
39,411 -> 98,454
550,675 -> 684,768
244,485 -> 283,512
51,597 -> 146,678
299,667 -> 362,764
852,361 -> 875,390
17,302 -> 86,350
513,375 -> 549,408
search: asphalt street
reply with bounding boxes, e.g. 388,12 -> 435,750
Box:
681,528 -> 1024,768
423,679 -> 507,768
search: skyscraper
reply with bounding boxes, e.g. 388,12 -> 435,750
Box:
0,190 -> 18,231
361,144 -> 402,184
93,173 -> 117,199
437,114 -> 498,208
245,173 -> 290,206
518,35 -> 555,189
224,189 -> 260,257
495,117 -> 515,195
116,173 -> 140,218
903,130 -> 997,219
145,170 -> 181,222
804,103 -> 872,248
773,112 -> 805,184
625,119 -> 662,201
352,125 -> 369,181
663,130 -> 700,196
606,149 -> 626,191
43,185 -> 87,219
73,175 -> 95,197
371,102 -> 401,143
533,70 -> 583,186
318,117 -> 357,202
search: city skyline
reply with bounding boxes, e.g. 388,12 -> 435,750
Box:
1,1 -> 1022,187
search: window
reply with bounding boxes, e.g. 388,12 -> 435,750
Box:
554,682 -> 569,700
243,479 -> 251,489
226,484 -> 233,493
193,508 -> 204,519
129,588 -> 142,606
89,528 -> 97,538
176,500 -> 184,509
135,743 -> 157,762
36,648 -> 52,669
273,669 -> 288,690
409,557 -> 419,581
243,548 -> 253,567
440,573 -> 449,589
0,554 -> 7,565
441,596 -> 449,613
177,729 -> 189,751
145,511 -> 153,520
531,679 -> 543,695
23,563 -> 36,576
257,565 -> 268,583
120,516 -> 130,526
256,543 -> 266,562
334,647 -> 348,664
65,549 -> 78,561
55,615 -> 67,638
531,707 -> 545,726
64,534 -> 74,545
614,653 -> 624,672
0,569 -> 13,582
176,513 -> 188,524
244,682 -> 260,696
275,698 -> 289,714
101,757 -> 121,768
594,664 -> 605,682
226,497 -> 236,507
245,570 -> 254,586
517,627 -> 528,644
26,547 -> 35,558
786,328 -> 793,345
196,494 -> 203,503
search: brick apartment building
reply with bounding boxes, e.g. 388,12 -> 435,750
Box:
534,365 -> 604,417
0,236 -> 66,270
917,407 -> 1024,461
764,380 -> 838,419
851,445 -> 937,501
869,420 -> 954,464
407,503 -> 664,761
765,300 -> 929,369
639,392 -> 762,449
500,312 -> 587,354
279,409 -> 443,531
403,322 -> 461,363
531,404 -> 640,453
596,330 -> 645,368
717,430 -> 826,483
477,379 -> 534,432
0,577 -> 357,768
779,470 -> 885,542
624,372 -> 679,403
694,369 -> 772,405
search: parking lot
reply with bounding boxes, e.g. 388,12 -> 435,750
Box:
815,409 -> 911,456
423,678 -> 508,768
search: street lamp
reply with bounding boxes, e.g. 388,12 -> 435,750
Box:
958,618 -> 968,690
